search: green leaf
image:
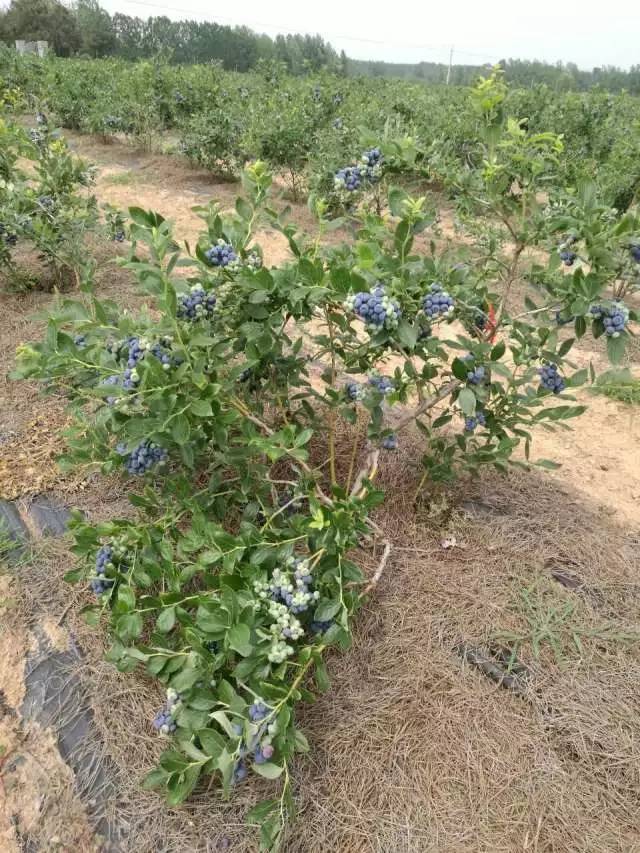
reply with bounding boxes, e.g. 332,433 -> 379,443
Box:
246,798 -> 279,824
535,459 -> 562,469
313,600 -> 341,621
190,400 -> 213,418
116,612 -> 143,642
172,415 -> 191,444
490,340 -> 506,361
252,762 -> 284,779
166,765 -> 201,806
197,728 -> 226,758
314,657 -> 330,692
156,607 -> 176,633
607,334 -> 626,365
228,624 -> 252,656
236,198 -> 253,221
294,730 -> 310,753
142,767 -> 167,790
396,319 -> 417,349
458,387 -> 476,416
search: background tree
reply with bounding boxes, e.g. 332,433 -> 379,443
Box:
0,0 -> 80,56
74,0 -> 115,57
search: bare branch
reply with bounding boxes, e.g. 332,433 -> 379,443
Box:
363,539 -> 393,594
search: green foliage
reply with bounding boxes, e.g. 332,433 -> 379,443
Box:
0,110 -> 98,289
494,580 -> 638,668
590,368 -> 640,405
0,0 -> 80,56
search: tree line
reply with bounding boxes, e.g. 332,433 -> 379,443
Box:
1,0 -> 639,92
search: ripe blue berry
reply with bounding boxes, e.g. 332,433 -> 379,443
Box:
381,434 -> 398,450
464,411 -> 486,432
205,240 -> 237,267
538,362 -> 565,393
248,701 -> 269,722
334,148 -> 383,191
463,355 -> 486,385
152,689 -> 180,735
233,761 -> 248,783
345,381 -> 364,401
367,374 -> 394,395
422,282 -> 455,319
122,440 -> 168,475
559,248 -> 577,266
345,286 -> 401,331
629,243 -> 640,263
588,302 -> 629,337
177,284 -> 217,321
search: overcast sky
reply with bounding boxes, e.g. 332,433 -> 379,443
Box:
99,0 -> 639,69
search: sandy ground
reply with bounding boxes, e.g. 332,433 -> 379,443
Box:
1,133 -> 639,853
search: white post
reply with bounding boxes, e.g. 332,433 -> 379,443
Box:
446,46 -> 454,85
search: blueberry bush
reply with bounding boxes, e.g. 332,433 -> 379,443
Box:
0,109 -> 98,289
12,72 -> 638,850
4,48 -> 640,211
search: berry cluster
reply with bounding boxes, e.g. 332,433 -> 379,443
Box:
538,362 -> 565,394
345,381 -> 365,401
463,355 -> 486,385
558,248 -> 577,265
334,165 -> 363,192
381,433 -> 398,450
422,282 -> 455,319
254,557 -> 319,662
103,115 -> 123,130
588,302 -> 629,337
630,243 -> 640,263
558,234 -> 578,266
473,311 -> 487,331
36,112 -> 47,126
37,195 -> 55,211
246,251 -> 262,270
74,334 -> 86,348
345,286 -> 401,330
231,700 -> 277,782
91,540 -> 129,596
102,373 -> 123,405
29,128 -> 45,146
152,688 -> 181,735
205,239 -> 237,267
310,620 -> 333,634
368,374 -> 395,395
113,229 -> 126,243
0,223 -> 17,246
106,335 -> 174,394
177,283 -> 217,321
118,440 -> 168,475
174,90 -> 186,104
464,411 -> 486,432
362,147 -> 382,168
334,148 -> 383,192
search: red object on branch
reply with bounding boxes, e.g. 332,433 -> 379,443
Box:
486,303 -> 497,342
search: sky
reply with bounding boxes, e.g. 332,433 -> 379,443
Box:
97,0 -> 640,70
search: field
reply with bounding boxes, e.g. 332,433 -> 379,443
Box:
1,56 -> 640,853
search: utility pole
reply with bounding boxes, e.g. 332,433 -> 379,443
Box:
446,46 -> 453,85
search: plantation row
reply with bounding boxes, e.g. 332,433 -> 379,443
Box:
2,48 -> 640,210
3,66 -> 640,850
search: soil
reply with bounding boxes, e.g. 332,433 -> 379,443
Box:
0,132 -> 639,853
